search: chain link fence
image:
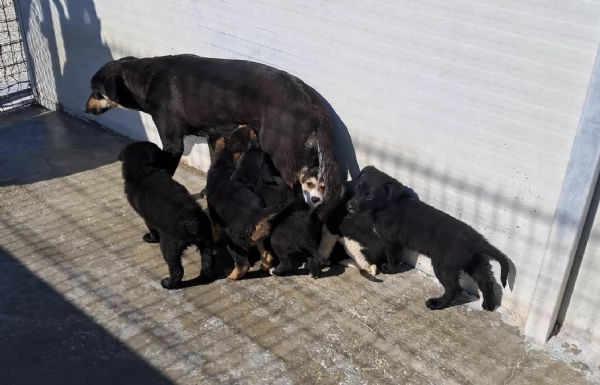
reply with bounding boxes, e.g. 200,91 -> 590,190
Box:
0,0 -> 33,112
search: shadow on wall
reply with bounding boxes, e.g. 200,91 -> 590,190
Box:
0,246 -> 172,385
9,0 -> 146,185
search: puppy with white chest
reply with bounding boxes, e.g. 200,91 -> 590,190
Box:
301,167 -> 384,276
347,166 -> 510,311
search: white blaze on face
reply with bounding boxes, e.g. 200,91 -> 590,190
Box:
98,98 -> 109,109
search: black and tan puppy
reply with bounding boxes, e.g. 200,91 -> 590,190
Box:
231,136 -> 325,278
206,126 -> 288,281
118,141 -> 215,289
85,55 -> 342,222
347,166 -> 510,311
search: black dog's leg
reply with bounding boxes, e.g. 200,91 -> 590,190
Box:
426,264 -> 462,310
270,254 -> 294,276
154,115 -> 185,176
381,242 -> 403,274
198,246 -> 217,281
224,241 -> 251,281
199,136 -> 221,200
143,222 -> 160,243
158,236 -> 186,289
467,256 -> 497,311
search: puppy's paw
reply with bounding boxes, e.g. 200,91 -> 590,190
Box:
323,259 -> 331,266
308,265 -> 322,279
160,277 -> 181,290
425,298 -> 446,310
482,301 -> 496,312
367,264 -> 377,276
143,233 -> 160,243
199,188 -> 207,199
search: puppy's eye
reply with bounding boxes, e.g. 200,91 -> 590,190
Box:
306,182 -> 314,188
367,194 -> 373,200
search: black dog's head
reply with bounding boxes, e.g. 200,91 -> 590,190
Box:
85,56 -> 139,115
118,141 -> 167,181
346,166 -> 405,215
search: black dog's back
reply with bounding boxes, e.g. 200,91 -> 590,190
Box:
379,200 -> 508,286
131,172 -> 211,244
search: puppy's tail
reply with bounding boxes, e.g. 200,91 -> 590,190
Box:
482,244 -> 510,288
250,196 -> 291,243
312,111 -> 344,223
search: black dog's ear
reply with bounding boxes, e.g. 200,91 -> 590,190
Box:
383,181 -> 404,202
119,56 -> 138,61
103,75 -> 124,102
357,165 -> 376,180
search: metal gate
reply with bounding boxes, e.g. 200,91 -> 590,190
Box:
0,0 -> 32,112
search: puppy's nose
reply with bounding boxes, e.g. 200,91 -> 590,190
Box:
311,196 -> 321,204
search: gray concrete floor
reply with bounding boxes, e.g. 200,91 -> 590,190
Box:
0,106 -> 594,384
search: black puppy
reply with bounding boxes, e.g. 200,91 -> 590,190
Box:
118,141 -> 215,289
85,54 -> 343,222
347,166 -> 510,311
231,136 -> 324,278
300,167 -> 384,275
206,126 -> 287,281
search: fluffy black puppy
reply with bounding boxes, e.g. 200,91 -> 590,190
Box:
206,126 -> 287,280
347,166 -> 510,311
231,136 -> 325,278
118,141 -> 215,289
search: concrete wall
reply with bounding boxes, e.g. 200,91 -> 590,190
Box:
17,0 -> 600,328
561,181 -> 600,343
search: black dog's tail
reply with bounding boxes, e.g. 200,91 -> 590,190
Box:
313,111 -> 343,223
482,243 -> 510,288
250,196 -> 291,243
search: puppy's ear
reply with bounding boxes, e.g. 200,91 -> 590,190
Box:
356,165 -> 375,180
383,181 -> 404,202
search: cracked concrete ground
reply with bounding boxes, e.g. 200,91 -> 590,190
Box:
0,106 -> 594,384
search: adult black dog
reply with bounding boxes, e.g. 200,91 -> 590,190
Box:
205,126 -> 288,280
231,135 -> 324,278
118,141 -> 215,289
85,54 -> 342,221
347,166 -> 510,311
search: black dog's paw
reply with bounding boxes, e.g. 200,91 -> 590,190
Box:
481,301 -> 496,312
308,260 -> 323,279
380,263 -> 399,274
143,233 -> 160,243
160,277 -> 181,290
425,298 -> 446,310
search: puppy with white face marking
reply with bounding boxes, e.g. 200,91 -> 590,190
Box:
300,167 -> 383,276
